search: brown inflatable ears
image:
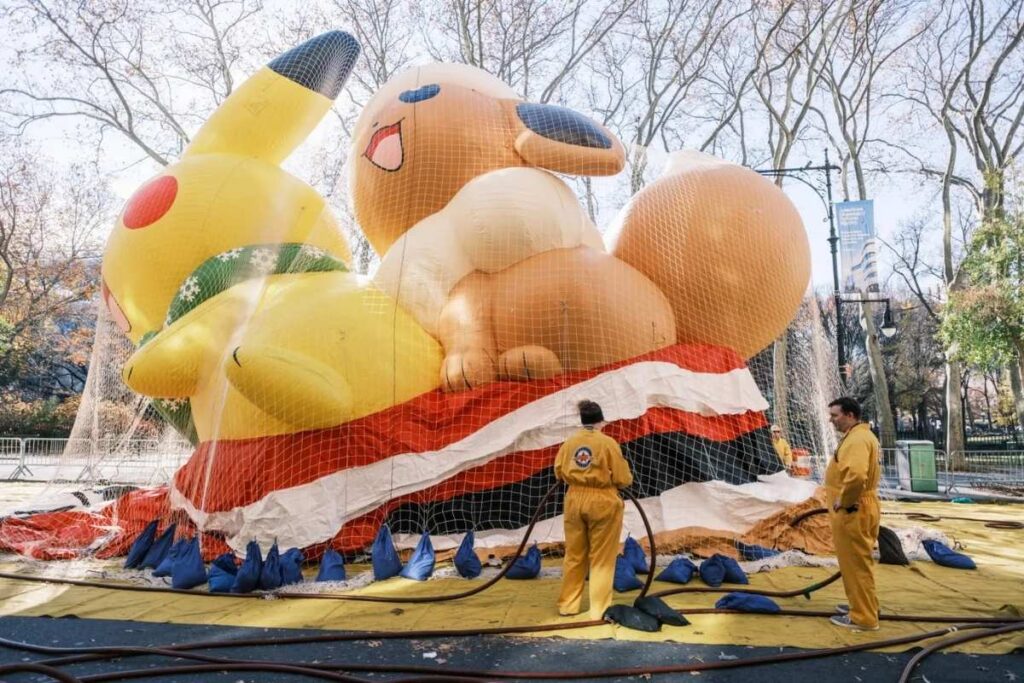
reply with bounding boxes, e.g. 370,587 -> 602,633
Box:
502,100 -> 626,176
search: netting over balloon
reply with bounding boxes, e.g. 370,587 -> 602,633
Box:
0,30 -> 840,567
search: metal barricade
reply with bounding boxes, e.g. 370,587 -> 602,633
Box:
0,437 -> 28,480
945,450 -> 1024,497
2,436 -> 193,484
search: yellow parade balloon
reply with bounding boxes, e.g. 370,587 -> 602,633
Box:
100,32 -> 442,441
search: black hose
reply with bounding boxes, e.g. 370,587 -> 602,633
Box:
0,661 -> 84,682
75,662 -> 376,682
894,511 -> 1024,530
648,570 -> 842,601
896,622 -> 1024,683
0,484 -> 564,604
7,623 -> 1018,681
15,606 -> 1022,674
622,487 -> 657,597
1,485 -> 1019,682
0,482 -> 659,606
82,664 -> 486,683
789,507 -> 828,526
789,507 -> 1024,531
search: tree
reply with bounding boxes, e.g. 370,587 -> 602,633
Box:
1,0 -> 268,166
885,216 -> 954,435
885,295 -> 946,437
751,0 -> 846,438
415,0 -> 634,104
812,0 -> 926,448
0,140 -> 112,435
0,145 -> 110,382
323,0 -> 419,272
886,0 -> 1024,462
612,0 -> 750,193
943,180 -> 1024,407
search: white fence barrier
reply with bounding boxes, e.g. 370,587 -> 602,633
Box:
0,437 -> 193,485
4,438 -> 1022,497
880,447 -> 1024,498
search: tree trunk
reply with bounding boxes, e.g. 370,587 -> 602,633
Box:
1008,361 -> 1024,440
982,375 -> 993,427
773,335 -> 790,437
860,301 -> 896,449
945,357 -> 966,470
962,376 -> 974,429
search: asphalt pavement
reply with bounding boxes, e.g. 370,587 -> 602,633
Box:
0,615 -> 1020,682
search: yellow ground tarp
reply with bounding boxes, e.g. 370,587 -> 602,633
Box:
1,501 -> 1022,654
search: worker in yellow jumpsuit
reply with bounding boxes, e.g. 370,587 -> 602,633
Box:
771,424 -> 794,470
555,400 -> 634,619
826,397 -> 881,631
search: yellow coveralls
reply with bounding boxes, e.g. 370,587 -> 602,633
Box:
773,436 -> 794,468
825,422 -> 882,629
554,426 -> 634,619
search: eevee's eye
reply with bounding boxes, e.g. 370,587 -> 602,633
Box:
123,176 -> 178,230
399,84 -> 440,104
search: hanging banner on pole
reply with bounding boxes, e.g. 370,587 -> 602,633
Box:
835,199 -> 879,293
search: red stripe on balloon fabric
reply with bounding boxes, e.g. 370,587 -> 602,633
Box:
172,344 -> 754,511
177,402 -> 766,514
328,411 -> 768,552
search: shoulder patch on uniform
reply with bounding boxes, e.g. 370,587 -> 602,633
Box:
573,446 -> 593,469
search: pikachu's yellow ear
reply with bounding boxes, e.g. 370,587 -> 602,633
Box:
185,31 -> 360,165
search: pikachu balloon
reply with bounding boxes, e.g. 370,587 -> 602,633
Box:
101,32 -> 442,442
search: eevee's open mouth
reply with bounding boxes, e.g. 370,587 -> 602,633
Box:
364,120 -> 404,172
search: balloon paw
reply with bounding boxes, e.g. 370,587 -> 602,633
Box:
497,345 -> 563,381
441,349 -> 498,391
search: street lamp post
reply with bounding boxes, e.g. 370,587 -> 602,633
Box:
756,150 -> 896,383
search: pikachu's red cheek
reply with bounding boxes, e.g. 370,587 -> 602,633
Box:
122,176 -> 178,229
101,280 -> 131,334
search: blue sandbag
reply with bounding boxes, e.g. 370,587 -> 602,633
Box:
716,592 -> 780,614
259,542 -> 283,590
231,540 -> 263,593
124,520 -> 159,569
315,549 -> 346,582
281,548 -> 304,585
713,554 -> 749,584
623,535 -> 649,574
400,531 -> 436,581
505,543 -> 541,580
613,555 -> 643,592
735,541 -> 779,561
153,538 -> 186,578
454,531 -> 482,579
211,552 -> 238,574
922,539 -> 977,570
371,523 -> 403,580
656,557 -> 697,584
139,523 -> 176,570
208,564 -> 235,593
171,536 -> 208,589
698,555 -> 726,587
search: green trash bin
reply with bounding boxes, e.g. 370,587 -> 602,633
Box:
895,440 -> 938,493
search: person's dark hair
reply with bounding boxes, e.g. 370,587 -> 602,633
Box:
828,396 -> 862,420
578,400 -> 605,426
